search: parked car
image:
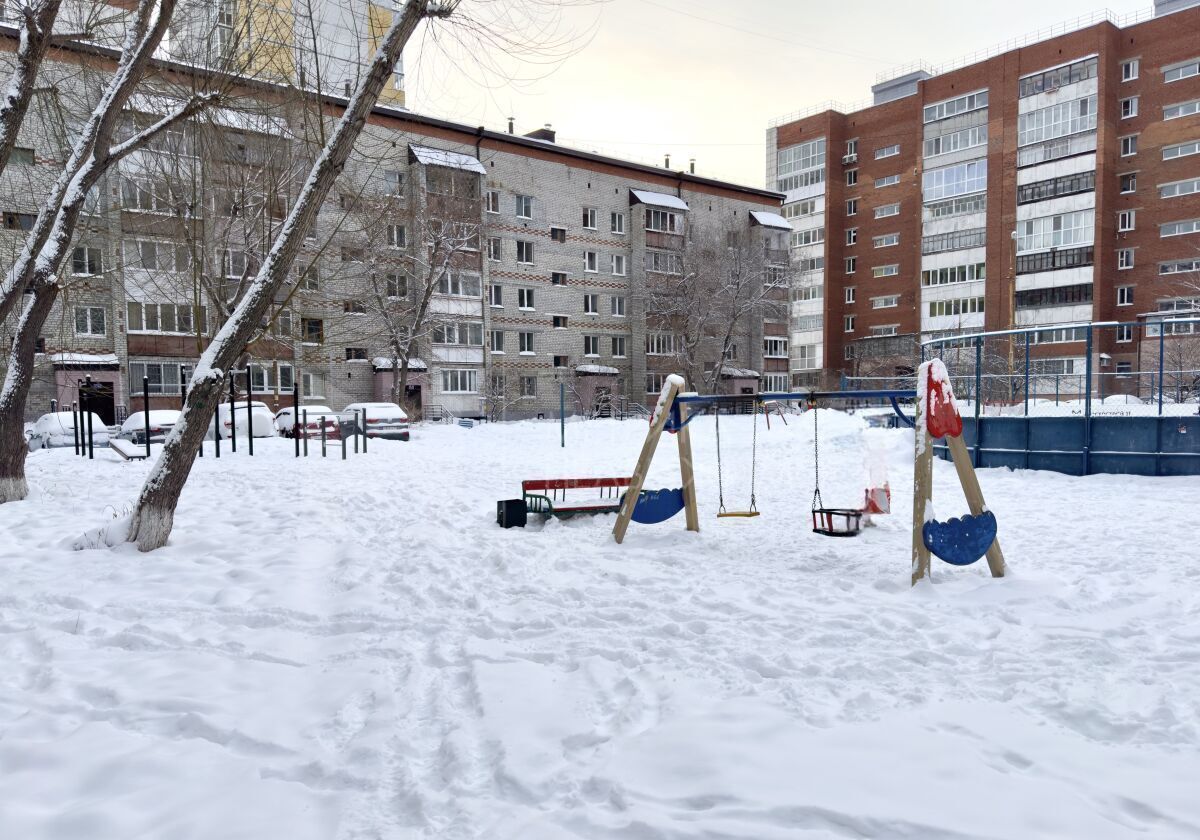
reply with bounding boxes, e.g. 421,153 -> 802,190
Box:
26,411 -> 109,450
119,409 -> 181,445
341,402 -> 410,441
206,401 -> 277,440
274,405 -> 341,439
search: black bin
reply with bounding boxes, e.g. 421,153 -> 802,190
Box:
497,498 -> 527,529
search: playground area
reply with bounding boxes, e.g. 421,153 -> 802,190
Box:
2,405 -> 1199,838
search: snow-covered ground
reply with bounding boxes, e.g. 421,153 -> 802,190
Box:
2,413 -> 1199,839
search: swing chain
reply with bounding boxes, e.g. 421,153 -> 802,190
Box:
810,397 -> 823,513
715,406 -> 726,514
749,399 -> 758,513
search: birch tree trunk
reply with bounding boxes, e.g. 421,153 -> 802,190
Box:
126,0 -> 446,550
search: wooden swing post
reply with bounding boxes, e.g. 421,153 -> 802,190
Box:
945,434 -> 1006,579
911,402 -> 934,586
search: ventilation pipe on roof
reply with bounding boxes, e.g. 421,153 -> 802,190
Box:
664,153 -> 671,169
689,158 -> 695,174
507,117 -> 514,134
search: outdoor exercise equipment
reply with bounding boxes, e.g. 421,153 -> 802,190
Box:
808,399 -> 863,537
911,359 -> 1006,584
498,475 -> 686,528
714,402 -> 760,518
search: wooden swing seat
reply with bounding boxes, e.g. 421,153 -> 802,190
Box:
717,510 -> 760,518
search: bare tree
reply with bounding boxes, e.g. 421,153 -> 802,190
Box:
0,0 -> 62,177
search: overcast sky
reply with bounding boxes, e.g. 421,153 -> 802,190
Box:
404,0 -> 1151,189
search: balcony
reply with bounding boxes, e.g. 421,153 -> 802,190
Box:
1015,245 -> 1094,275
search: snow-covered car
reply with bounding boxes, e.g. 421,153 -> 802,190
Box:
341,402 -> 409,441
274,405 -> 341,439
207,401 -> 277,440
26,411 -> 109,450
119,409 -> 181,445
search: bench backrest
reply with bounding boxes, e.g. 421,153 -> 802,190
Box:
522,477 -> 631,493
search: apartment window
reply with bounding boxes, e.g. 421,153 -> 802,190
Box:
1161,218 -> 1200,237
441,369 -> 478,394
921,262 -> 986,286
844,315 -> 856,332
71,246 -> 102,276
923,125 -> 987,159
922,228 -> 987,255
846,198 -> 858,216
845,138 -> 858,159
611,296 -> 625,316
1118,210 -> 1136,232
272,310 -> 292,337
1120,173 -> 1137,194
432,322 -> 484,346
301,266 -> 320,291
1164,59 -> 1200,83
582,207 -> 597,229
519,331 -> 535,354
645,208 -> 680,233
791,227 -> 825,247
11,146 -> 33,165
487,237 -> 502,261
4,212 -> 35,230
1017,210 -> 1095,252
845,256 -> 856,274
1118,248 -> 1135,270
872,264 -> 899,278
1117,285 -> 1134,306
485,189 -> 500,213
846,228 -> 858,246
340,247 -> 364,263
74,306 -> 106,336
1017,95 -> 1097,146
515,195 -> 532,218
763,337 -> 788,358
1164,140 -> 1200,161
924,90 -> 988,123
923,159 -> 987,201
646,332 -> 676,355
873,233 -> 899,248
584,250 -> 598,273
927,297 -> 985,317
129,362 -> 184,396
1117,361 -> 1132,375
1116,324 -> 1133,343
644,249 -> 683,274
1121,97 -> 1139,119
516,240 -> 535,264
550,226 -> 566,243
583,335 -> 600,357
1161,259 -> 1200,274
343,299 -> 366,315
846,169 -> 858,186
488,284 -> 503,307
611,254 -> 627,276
795,344 -> 818,370
302,318 -> 324,344
436,272 -> 482,297
646,373 -> 666,394
520,376 -> 537,397
612,336 -> 627,358
1160,178 -> 1200,199
875,144 -> 900,159
386,224 -> 406,248
345,347 -> 368,361
518,287 -> 535,310
611,211 -> 626,234
783,199 -> 818,218
553,355 -> 569,368
386,274 -> 407,298
875,203 -> 900,219
583,293 -> 598,314
552,315 -> 567,329
302,372 -> 325,398
1122,59 -> 1139,81
127,302 -> 207,334
872,294 -> 899,309
1120,135 -> 1138,157
551,271 -> 567,286
875,174 -> 900,189
844,286 -> 856,304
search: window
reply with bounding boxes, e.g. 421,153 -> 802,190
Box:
1121,135 -> 1138,157
1121,97 -> 1139,119
550,226 -> 566,243
11,146 -> 33,164
922,228 -> 987,254
1030,327 -> 1087,344
515,195 -> 532,218
875,174 -> 899,188
921,262 -> 986,286
845,138 -> 858,159
875,144 -> 900,159
386,224 -> 406,249
302,318 -> 324,343
611,296 -> 626,316
1118,248 -> 1135,270
872,264 -> 899,278
1116,324 -> 1133,343
875,203 -> 899,219
763,337 -> 788,358
301,266 -> 320,290
520,376 -> 537,397
301,372 -> 325,398
516,240 -> 535,264
873,233 -> 899,248
1164,140 -> 1200,161
1117,286 -> 1134,306
846,228 -> 858,246
518,287 -> 535,310
646,332 -> 676,355
343,299 -> 366,315
923,125 -> 987,159
924,90 -> 988,123
1122,59 -> 1139,81
129,362 -> 183,396
926,193 -> 987,219
485,189 -> 500,213
552,315 -> 568,329
1160,178 -> 1200,199
127,302 -> 207,334
380,169 -> 405,197
125,240 -> 189,273
1118,210 -> 1136,232
272,310 -> 292,337
644,249 -> 682,274
845,198 -> 857,217
845,169 -> 858,186
583,293 -> 598,314
1017,95 -> 1097,146
1161,218 -> 1200,237
611,254 -> 627,276
71,246 -> 102,276
872,295 -> 899,309
584,251 -> 598,272
432,323 -> 484,346
582,207 -> 597,229
783,199 -> 818,219
844,286 -> 856,304
551,272 -> 567,286
645,373 -> 666,394
441,369 -> 478,394
553,355 -> 569,368
922,160 -> 987,202
1164,59 -> 1200,83
845,256 -> 856,274
612,336 -> 627,357
74,306 -> 105,336
488,284 -> 503,307
437,272 -> 482,297
762,374 -> 789,392
791,227 -> 825,247
487,237 -> 502,261
4,212 -> 35,230
645,208 -> 680,233
583,335 -> 600,356
795,344 -> 818,370
1120,172 -> 1137,194
776,138 -> 826,192
345,347 -> 368,361
1017,210 -> 1095,252
519,331 -> 535,353
611,211 -> 625,234
340,247 -> 364,263
1161,258 -> 1200,275
1014,284 -> 1092,309
844,315 -> 856,332
927,297 -> 985,317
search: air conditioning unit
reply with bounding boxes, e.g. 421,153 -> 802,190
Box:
842,153 -> 858,164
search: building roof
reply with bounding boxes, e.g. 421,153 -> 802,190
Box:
719,367 -> 759,378
576,364 -> 619,375
749,210 -> 792,230
409,144 -> 487,174
49,352 -> 120,367
372,357 -> 428,371
630,189 -> 689,211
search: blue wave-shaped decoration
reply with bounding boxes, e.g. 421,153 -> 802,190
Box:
922,511 -> 997,567
624,488 -> 686,525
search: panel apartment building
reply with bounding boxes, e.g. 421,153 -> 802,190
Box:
767,0 -> 1200,391
1,27 -> 789,424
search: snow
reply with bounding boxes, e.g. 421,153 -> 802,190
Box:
630,189 -> 689,211
47,352 -> 120,366
749,209 -> 792,230
371,356 -> 427,370
409,144 -> 487,174
719,366 -> 759,378
575,363 -> 619,375
3,415 -> 1200,838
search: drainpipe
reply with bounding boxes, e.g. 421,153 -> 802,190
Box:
474,125 -> 484,162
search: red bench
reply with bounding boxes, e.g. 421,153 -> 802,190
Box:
522,477 -> 631,517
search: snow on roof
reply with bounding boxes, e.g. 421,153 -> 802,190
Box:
126,95 -> 288,135
372,357 -> 428,371
719,367 -> 759,378
576,364 -> 619,375
750,210 -> 792,230
49,352 -> 119,367
409,144 -> 487,174
630,189 -> 689,211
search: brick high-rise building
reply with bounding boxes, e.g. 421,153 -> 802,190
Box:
768,0 -> 1200,392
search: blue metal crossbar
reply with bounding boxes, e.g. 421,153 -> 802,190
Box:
664,390 -> 917,432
